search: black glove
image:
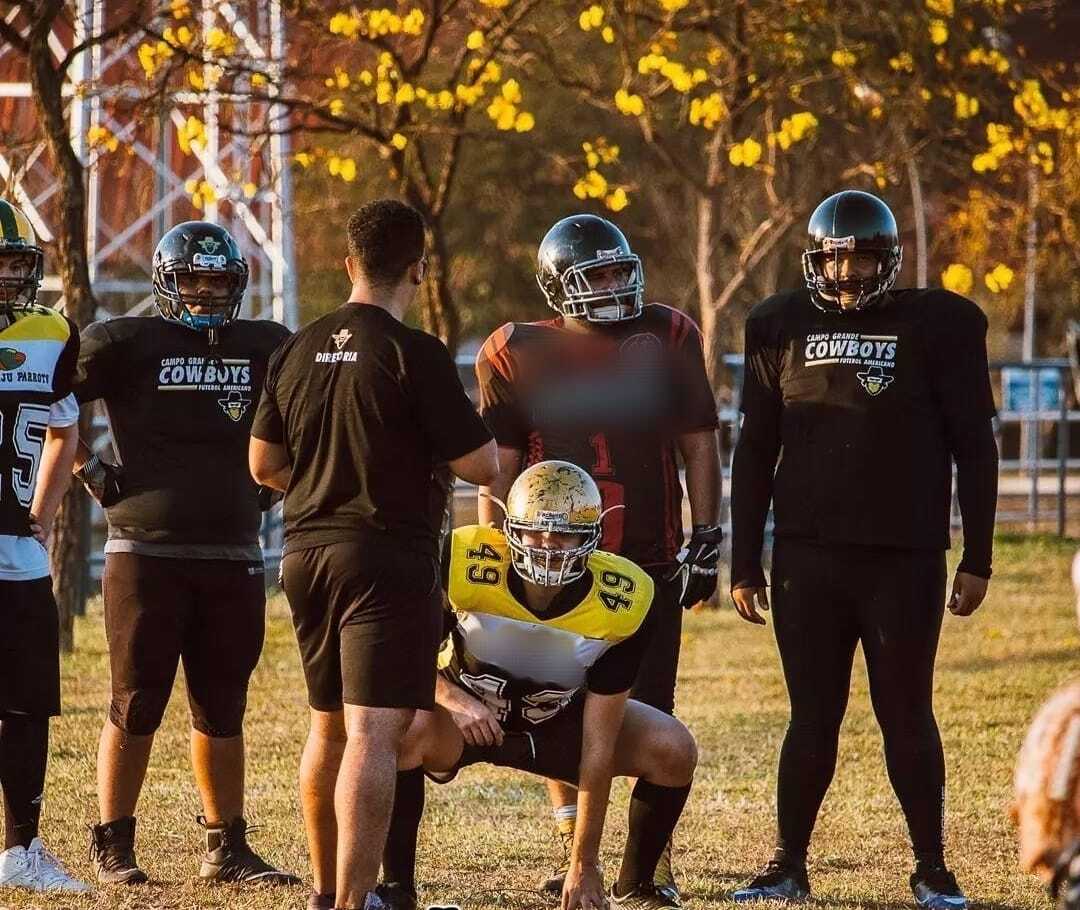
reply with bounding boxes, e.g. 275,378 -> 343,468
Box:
257,485 -> 284,511
75,453 -> 123,508
666,524 -> 723,608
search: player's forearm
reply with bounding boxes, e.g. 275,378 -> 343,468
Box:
952,417 -> 999,579
679,429 -> 721,527
729,414 -> 780,589
572,756 -> 615,866
32,426 -> 79,528
434,673 -> 468,709
478,445 -> 522,525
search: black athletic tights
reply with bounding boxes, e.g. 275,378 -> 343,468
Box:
770,538 -> 947,866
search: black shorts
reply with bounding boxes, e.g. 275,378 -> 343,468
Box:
0,577 -> 60,718
102,553 -> 266,737
281,541 -> 441,711
432,695 -> 589,786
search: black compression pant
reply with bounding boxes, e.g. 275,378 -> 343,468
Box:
630,567 -> 682,715
0,713 -> 50,849
770,539 -> 947,865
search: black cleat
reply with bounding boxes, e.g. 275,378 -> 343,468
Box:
910,863 -> 968,910
197,816 -> 301,885
375,881 -> 419,910
89,816 -> 149,885
731,859 -> 810,903
538,827 -> 575,894
610,882 -> 681,910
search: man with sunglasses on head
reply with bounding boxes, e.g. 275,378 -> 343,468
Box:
475,214 -> 721,904
71,221 -> 297,887
730,190 -> 998,908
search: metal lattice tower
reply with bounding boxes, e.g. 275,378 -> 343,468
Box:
0,0 -> 298,328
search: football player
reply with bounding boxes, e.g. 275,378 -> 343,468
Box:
72,221 -> 298,886
730,190 -> 998,907
379,461 -> 696,910
0,201 -> 89,893
475,215 -> 721,901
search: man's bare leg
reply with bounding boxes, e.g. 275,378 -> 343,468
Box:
302,709 -> 347,898
97,720 -> 153,822
336,705 -> 414,909
190,730 -> 244,824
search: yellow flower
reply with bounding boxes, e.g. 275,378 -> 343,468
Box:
329,98 -> 345,117
984,263 -> 1014,293
614,88 -> 644,116
971,152 -> 997,173
941,263 -> 973,295
171,0 -> 191,18
176,115 -> 206,155
831,49 -> 857,68
501,79 -> 522,104
929,19 -> 949,45
579,5 -> 604,30
436,90 -> 455,110
657,0 -> 688,10
330,11 -> 362,37
729,137 -> 762,167
606,187 -> 629,212
954,92 -> 979,119
251,72 -> 267,87
466,30 -> 484,49
925,0 -> 953,16
487,96 -> 518,130
689,93 -> 725,129
401,8 -> 425,35
514,111 -> 535,132
188,68 -> 206,91
376,81 -> 393,105
242,182 -> 257,199
573,169 -> 608,199
390,133 -> 408,150
601,26 -> 614,43
890,52 -> 914,73
479,0 -> 510,7
293,152 -> 314,168
395,83 -> 416,104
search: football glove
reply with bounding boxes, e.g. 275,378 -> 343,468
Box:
667,524 -> 723,608
257,485 -> 283,511
75,452 -> 123,508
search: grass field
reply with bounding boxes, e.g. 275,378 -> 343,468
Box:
5,534 -> 1078,910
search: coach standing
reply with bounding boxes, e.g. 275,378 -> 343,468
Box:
729,190 -> 998,910
250,199 -> 497,910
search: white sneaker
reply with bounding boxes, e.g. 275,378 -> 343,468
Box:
0,837 -> 91,892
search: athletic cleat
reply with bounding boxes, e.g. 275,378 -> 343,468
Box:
653,839 -> 680,905
610,882 -> 681,910
0,838 -> 92,892
375,881 -> 419,910
538,826 -> 575,894
731,860 -> 810,903
197,816 -> 301,885
910,863 -> 967,910
89,816 -> 148,885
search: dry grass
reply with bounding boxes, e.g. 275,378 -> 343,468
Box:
4,534 -> 1077,910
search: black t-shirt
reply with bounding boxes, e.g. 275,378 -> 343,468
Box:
73,315 -> 290,546
731,287 -> 998,588
475,304 -> 718,567
251,303 -> 492,558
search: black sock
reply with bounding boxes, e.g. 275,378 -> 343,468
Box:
616,780 -> 691,894
382,768 -> 424,894
0,714 -> 49,850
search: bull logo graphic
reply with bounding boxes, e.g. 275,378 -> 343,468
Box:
218,390 -> 251,422
0,347 -> 26,371
857,365 -> 895,397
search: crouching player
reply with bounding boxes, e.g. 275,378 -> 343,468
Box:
380,461 -> 697,910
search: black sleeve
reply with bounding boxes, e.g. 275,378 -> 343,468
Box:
673,313 -> 720,434
929,297 -> 998,578
72,320 -> 117,404
586,604 -> 657,695
412,334 -> 493,462
475,326 -> 530,449
439,531 -> 452,593
250,343 -> 286,443
52,315 -> 80,401
730,314 -> 783,590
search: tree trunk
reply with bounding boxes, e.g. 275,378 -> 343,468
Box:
694,193 -> 721,389
420,220 -> 461,354
28,1 -> 98,649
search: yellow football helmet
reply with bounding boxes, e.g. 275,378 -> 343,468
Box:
501,460 -> 606,586
0,200 -> 44,311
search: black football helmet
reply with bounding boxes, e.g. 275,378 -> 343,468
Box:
0,199 -> 44,313
536,214 -> 644,322
802,190 -> 902,312
152,221 -> 248,338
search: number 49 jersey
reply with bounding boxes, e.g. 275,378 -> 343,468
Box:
0,306 -> 80,579
441,524 -> 655,730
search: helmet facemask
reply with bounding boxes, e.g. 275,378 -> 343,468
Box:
503,514 -> 602,586
0,247 -> 44,314
802,242 -> 901,313
539,254 -> 645,323
154,258 -> 247,337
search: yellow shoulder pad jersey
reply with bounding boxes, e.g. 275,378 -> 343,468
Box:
443,524 -> 654,727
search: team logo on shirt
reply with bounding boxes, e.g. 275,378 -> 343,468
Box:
856,365 -> 895,396
315,329 -> 358,363
0,347 -> 26,371
619,332 -> 663,358
217,390 -> 252,421
331,328 -> 353,350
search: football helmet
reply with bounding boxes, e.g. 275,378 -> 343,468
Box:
0,200 -> 44,312
152,221 -> 248,338
802,190 -> 902,313
500,460 -> 606,586
536,214 -> 644,323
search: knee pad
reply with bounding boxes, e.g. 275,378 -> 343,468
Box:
110,689 -> 170,736
189,686 -> 248,738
